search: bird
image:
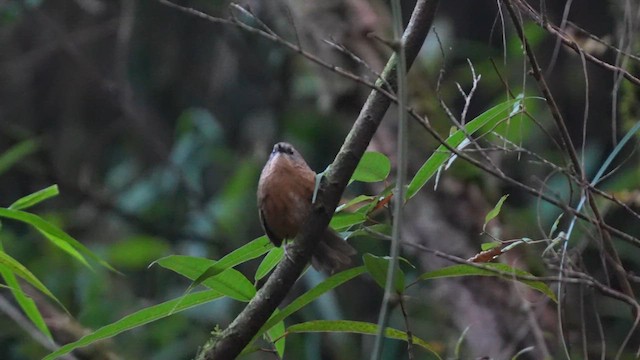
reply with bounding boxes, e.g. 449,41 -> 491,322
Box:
257,142 -> 357,273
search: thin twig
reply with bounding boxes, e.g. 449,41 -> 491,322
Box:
398,296 -> 415,360
0,295 -> 76,360
566,20 -> 640,62
158,0 -> 397,101
457,59 -> 481,124
371,0 -> 409,356
512,0 -> 640,87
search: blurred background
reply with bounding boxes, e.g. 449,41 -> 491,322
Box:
1,0 -> 639,359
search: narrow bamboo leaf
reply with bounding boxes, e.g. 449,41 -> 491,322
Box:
251,266 -> 366,348
454,326 -> 471,358
483,194 -> 509,231
363,253 -> 405,293
329,212 -> 366,230
346,223 -> 392,240
417,263 -> 557,302
36,228 -> 91,269
9,185 -> 60,210
287,320 -> 441,359
407,97 -> 526,200
0,246 -> 52,339
42,290 -> 222,360
351,151 -> 391,183
549,213 -> 563,238
0,208 -> 116,272
215,235 -> 272,269
335,195 -> 375,213
591,120 -> 640,187
173,235 -> 272,290
255,246 -> 284,281
156,255 -> 255,301
0,251 -> 66,311
512,346 -> 535,360
266,317 -> 286,358
0,139 -> 39,176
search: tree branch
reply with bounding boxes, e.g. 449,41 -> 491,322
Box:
188,0 -> 440,358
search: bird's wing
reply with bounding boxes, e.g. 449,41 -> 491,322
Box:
259,208 -> 283,247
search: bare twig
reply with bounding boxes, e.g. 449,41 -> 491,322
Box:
457,59 -> 481,124
512,0 -> 640,87
566,20 -> 640,62
0,295 -> 74,360
158,0 -> 397,101
398,296 -> 415,360
322,39 -> 393,93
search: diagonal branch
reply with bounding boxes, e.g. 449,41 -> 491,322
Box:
167,0 -> 439,358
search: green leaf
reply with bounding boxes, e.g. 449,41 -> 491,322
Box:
329,212 -> 366,230
335,195 -> 375,213
287,320 -> 441,359
155,255 -> 256,302
481,242 -> 502,251
0,139 -> 39,176
346,223 -> 392,240
247,266 -> 367,353
0,242 -> 51,339
175,235 -> 272,290
0,250 -> 66,311
483,194 -> 509,231
363,253 -> 405,293
0,208 -> 116,272
255,246 -> 284,281
8,185 -> 59,210
35,228 -> 91,269
42,290 -> 222,360
351,151 -> 391,183
407,97 -> 527,200
265,316 -> 286,358
417,263 -> 557,302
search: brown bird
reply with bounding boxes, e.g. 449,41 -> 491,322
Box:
257,142 -> 357,273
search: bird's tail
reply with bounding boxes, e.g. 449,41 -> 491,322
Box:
311,229 -> 357,273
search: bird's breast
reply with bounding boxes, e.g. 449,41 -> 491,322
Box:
258,159 -> 315,240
